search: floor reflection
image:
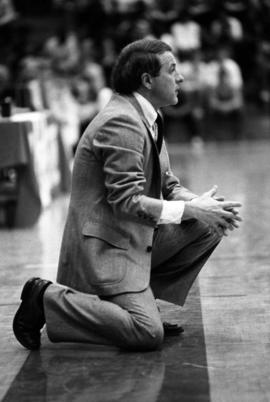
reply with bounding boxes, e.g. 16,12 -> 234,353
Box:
3,347 -> 165,402
3,281 -> 210,402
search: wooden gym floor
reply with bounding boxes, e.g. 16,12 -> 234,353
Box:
0,139 -> 270,402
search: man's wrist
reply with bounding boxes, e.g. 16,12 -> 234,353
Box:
159,200 -> 185,224
183,199 -> 202,221
183,201 -> 193,220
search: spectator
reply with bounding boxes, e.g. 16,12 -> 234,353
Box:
210,9 -> 243,46
188,0 -> 214,26
208,64 -> 244,139
71,42 -> 113,153
44,24 -> 80,74
255,0 -> 270,105
0,0 -> 17,66
128,18 -> 155,42
72,56 -> 109,136
0,64 -> 12,105
204,46 -> 243,90
171,8 -> 201,59
101,38 -> 117,85
42,62 -> 79,163
14,57 -> 45,111
149,0 -> 178,37
75,0 -> 107,47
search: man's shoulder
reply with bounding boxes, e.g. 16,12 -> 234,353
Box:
108,93 -> 142,114
82,94 -> 146,140
96,93 -> 145,126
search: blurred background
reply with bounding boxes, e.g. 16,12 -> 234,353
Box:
0,0 -> 270,227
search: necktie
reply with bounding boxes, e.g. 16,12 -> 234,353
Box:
155,113 -> 163,153
152,121 -> 158,142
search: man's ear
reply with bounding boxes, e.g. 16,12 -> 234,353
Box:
141,72 -> 152,90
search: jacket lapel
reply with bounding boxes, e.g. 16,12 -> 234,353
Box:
124,94 -> 162,196
125,94 -> 161,154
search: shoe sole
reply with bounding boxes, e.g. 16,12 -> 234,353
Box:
13,278 -> 41,350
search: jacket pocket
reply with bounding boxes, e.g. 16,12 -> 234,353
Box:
82,221 -> 130,249
81,221 -> 129,285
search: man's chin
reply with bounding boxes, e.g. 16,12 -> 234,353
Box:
161,96 -> 179,108
171,95 -> 179,105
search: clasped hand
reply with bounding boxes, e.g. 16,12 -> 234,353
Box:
188,185 -> 242,236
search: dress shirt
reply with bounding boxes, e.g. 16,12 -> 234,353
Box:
133,92 -> 185,224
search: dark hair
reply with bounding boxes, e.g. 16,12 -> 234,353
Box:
111,39 -> 172,94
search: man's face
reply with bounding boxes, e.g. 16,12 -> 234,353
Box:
150,51 -> 184,109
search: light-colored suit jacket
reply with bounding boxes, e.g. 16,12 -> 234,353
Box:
57,93 -> 196,296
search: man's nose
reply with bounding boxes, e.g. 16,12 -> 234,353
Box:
176,72 -> 184,83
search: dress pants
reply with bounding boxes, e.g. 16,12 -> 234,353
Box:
44,219 -> 221,350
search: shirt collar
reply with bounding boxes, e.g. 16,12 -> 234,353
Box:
133,91 -> 157,128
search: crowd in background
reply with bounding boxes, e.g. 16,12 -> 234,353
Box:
0,0 -> 270,149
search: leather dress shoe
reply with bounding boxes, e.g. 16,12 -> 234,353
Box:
163,322 -> 184,336
13,277 -> 52,350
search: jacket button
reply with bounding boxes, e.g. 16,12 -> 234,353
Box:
146,246 -> 152,252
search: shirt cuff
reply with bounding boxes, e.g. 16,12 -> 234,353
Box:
158,200 -> 185,224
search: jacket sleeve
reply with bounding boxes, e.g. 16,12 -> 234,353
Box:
160,141 -> 198,201
93,114 -> 163,226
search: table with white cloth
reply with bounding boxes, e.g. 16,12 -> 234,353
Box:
0,111 -> 71,227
